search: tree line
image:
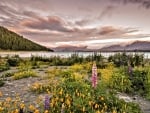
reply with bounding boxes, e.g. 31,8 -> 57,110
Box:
0,26 -> 53,51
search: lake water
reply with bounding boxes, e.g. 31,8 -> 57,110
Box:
0,51 -> 150,58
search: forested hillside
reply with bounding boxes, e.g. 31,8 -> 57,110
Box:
0,26 -> 52,51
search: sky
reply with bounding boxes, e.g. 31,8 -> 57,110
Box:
0,0 -> 150,49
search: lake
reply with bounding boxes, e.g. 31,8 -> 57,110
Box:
0,51 -> 150,58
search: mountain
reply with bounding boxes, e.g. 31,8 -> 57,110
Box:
100,41 -> 150,52
53,45 -> 91,52
0,26 -> 53,51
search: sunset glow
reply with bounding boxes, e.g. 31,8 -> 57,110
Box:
0,0 -> 150,49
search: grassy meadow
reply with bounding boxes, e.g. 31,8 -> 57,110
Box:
0,52 -> 150,113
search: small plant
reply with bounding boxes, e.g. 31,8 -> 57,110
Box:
13,70 -> 37,80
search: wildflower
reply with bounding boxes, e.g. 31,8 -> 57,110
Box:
112,109 -> 117,113
60,98 -> 64,102
88,101 -> 92,106
100,96 -> 104,101
0,107 -> 4,112
6,97 -> 12,102
59,88 -> 63,95
44,110 -> 49,113
46,89 -> 50,94
14,109 -> 19,113
44,95 -> 50,110
66,99 -> 70,106
34,109 -> 39,113
96,110 -> 100,113
91,63 -> 98,88
29,105 -> 35,111
95,104 -> 99,109
20,103 -> 25,109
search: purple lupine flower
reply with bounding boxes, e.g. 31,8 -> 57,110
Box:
44,95 -> 50,110
91,63 -> 98,88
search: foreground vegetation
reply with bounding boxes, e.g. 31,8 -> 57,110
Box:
0,52 -> 150,113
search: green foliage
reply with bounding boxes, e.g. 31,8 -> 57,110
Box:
30,53 -> 105,67
109,68 -> 132,93
130,69 -> 148,96
0,26 -> 52,51
109,66 -> 149,97
7,55 -> 22,66
18,61 -> 32,71
108,52 -> 144,67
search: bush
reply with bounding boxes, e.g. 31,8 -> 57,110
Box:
7,55 -> 21,66
130,69 -> 148,95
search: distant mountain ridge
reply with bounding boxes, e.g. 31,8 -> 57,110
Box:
100,41 -> 150,52
53,41 -> 150,52
53,45 -> 91,52
0,26 -> 53,51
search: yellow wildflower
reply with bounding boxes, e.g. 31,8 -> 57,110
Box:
60,98 -> 64,102
112,109 -> 117,113
0,107 -> 4,112
6,97 -> 11,102
44,110 -> 49,113
89,101 -> 92,106
99,96 -> 104,101
34,109 -> 39,113
29,105 -> 35,111
66,93 -> 69,97
66,99 -> 70,105
20,103 -> 25,109
96,110 -> 101,113
14,109 -> 19,113
59,88 -> 63,95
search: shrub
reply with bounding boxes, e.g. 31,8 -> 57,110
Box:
7,55 -> 21,66
130,69 -> 148,95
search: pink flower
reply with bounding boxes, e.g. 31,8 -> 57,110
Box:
91,63 -> 98,88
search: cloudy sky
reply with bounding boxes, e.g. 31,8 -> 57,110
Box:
0,0 -> 150,49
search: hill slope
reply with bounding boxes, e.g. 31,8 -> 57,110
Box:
0,26 -> 53,51
100,41 -> 150,52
